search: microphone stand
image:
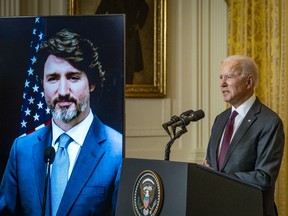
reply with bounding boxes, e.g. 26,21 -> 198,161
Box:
42,160 -> 52,216
162,123 -> 172,139
42,146 -> 55,216
164,126 -> 187,161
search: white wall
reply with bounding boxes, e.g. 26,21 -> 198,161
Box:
126,0 -> 227,163
0,0 -> 227,163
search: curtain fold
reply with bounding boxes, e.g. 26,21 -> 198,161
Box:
226,0 -> 288,215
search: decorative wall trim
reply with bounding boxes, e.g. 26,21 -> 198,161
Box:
126,129 -> 167,137
0,0 -> 20,16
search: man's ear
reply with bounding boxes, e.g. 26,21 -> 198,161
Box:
246,75 -> 254,88
89,84 -> 96,92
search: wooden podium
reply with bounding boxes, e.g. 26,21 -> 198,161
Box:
116,158 -> 263,216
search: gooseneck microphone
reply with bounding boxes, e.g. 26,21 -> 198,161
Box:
180,109 -> 194,117
171,110 -> 205,128
162,115 -> 181,135
162,115 -> 181,128
43,146 -> 55,216
162,110 -> 194,128
162,110 -> 194,138
162,109 -> 205,160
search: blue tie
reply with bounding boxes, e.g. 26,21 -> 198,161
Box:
51,133 -> 72,216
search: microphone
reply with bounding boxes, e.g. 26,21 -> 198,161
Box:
162,110 -> 194,137
162,110 -> 194,128
171,109 -> 205,128
44,146 -> 55,164
43,146 -> 55,216
180,109 -> 194,117
163,109 -> 203,161
162,115 -> 181,128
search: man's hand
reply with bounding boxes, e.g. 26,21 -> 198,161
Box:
202,160 -> 212,169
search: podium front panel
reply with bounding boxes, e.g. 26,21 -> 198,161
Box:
116,158 -> 263,216
116,158 -> 191,215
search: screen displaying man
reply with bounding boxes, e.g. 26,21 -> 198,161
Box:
0,27 -> 123,216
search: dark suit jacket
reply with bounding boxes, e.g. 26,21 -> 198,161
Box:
206,97 -> 284,216
0,116 -> 122,216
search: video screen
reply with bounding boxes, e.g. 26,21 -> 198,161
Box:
0,16 -> 124,215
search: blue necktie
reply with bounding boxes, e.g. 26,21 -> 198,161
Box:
51,133 -> 72,216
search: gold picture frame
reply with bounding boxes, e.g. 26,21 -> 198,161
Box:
67,0 -> 167,98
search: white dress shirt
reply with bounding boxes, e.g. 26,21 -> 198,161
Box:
218,94 -> 256,155
51,110 -> 94,179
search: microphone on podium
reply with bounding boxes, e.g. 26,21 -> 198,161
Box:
163,109 -> 205,161
162,110 -> 194,137
171,110 -> 205,129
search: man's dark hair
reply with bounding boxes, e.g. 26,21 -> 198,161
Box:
35,28 -> 105,87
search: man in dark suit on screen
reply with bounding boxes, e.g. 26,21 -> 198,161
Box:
0,28 -> 122,216
203,55 -> 284,216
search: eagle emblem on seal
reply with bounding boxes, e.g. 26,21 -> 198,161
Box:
132,170 -> 163,216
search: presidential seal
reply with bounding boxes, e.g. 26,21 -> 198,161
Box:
132,170 -> 163,216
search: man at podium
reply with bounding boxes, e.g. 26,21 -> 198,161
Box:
203,55 -> 285,216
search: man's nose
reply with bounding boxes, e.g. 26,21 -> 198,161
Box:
58,79 -> 70,95
220,77 -> 227,86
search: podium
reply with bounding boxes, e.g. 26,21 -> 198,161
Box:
116,158 -> 263,216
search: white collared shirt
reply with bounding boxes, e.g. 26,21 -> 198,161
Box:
218,94 -> 256,155
231,94 -> 256,136
51,110 -> 94,179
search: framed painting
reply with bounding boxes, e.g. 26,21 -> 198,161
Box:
67,0 -> 167,98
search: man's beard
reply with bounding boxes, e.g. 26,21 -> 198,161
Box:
47,95 -> 88,123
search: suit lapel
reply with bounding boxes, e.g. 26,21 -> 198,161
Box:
57,117 -> 107,215
220,98 -> 261,170
32,126 -> 52,212
212,110 -> 230,168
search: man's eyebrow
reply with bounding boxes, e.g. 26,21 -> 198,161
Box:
66,71 -> 82,75
44,71 -> 82,78
45,72 -> 58,77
